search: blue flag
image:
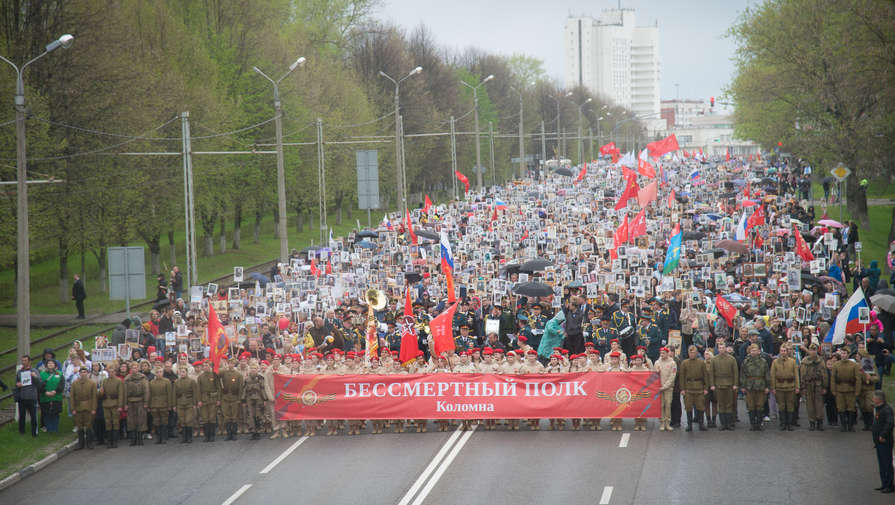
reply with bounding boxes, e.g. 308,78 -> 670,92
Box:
662,225 -> 682,274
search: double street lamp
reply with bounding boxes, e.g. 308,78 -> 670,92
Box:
379,66 -> 422,212
253,56 -> 306,263
1,34 -> 74,361
460,74 -> 494,192
573,97 -> 592,166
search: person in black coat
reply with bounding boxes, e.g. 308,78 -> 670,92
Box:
72,274 -> 87,319
14,355 -> 43,436
871,390 -> 894,493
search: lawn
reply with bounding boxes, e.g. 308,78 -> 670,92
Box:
0,411 -> 78,481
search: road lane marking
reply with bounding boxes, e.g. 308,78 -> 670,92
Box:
397,428 -> 464,505
599,486 -> 613,504
259,436 -> 308,474
618,433 -> 630,448
411,426 -> 477,505
222,484 -> 252,505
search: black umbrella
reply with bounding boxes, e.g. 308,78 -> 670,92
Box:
403,272 -> 422,283
822,176 -> 836,185
760,177 -> 776,184
356,230 -> 378,239
801,273 -> 824,290
499,263 -> 522,278
520,258 -> 553,272
876,288 -> 895,297
712,248 -> 726,258
415,230 -> 439,241
249,272 -> 270,286
555,167 -> 574,177
300,245 -> 323,254
682,231 -> 705,241
512,281 -> 554,297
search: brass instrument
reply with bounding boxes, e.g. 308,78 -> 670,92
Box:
364,289 -> 386,360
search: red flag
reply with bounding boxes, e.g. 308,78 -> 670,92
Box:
424,195 -> 433,214
683,149 -> 690,158
574,165 -> 587,184
726,149 -> 731,162
207,303 -> 229,373
599,142 -> 616,155
430,302 -> 459,356
747,205 -> 765,230
325,259 -> 332,275
794,223 -> 814,261
455,171 -> 469,194
614,214 -> 629,247
637,157 -> 656,178
757,151 -> 761,161
610,150 -> 619,164
637,180 -> 658,208
753,234 -> 764,249
646,134 -> 679,158
310,258 -> 320,277
614,173 -> 639,210
520,229 -> 529,241
491,206 -> 498,222
667,189 -> 676,209
715,294 -> 737,328
405,209 -> 418,245
399,288 -> 419,366
698,147 -> 704,157
621,165 -> 636,180
630,209 -> 646,239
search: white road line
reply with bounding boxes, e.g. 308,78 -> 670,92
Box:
221,484 -> 252,505
618,433 -> 630,448
396,428 -> 464,505
259,436 -> 308,474
411,426 -> 477,505
599,486 -> 613,504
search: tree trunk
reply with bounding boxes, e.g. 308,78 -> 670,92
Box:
204,234 -> 214,257
337,204 -> 343,225
296,211 -> 305,233
232,205 -> 242,250
254,210 -> 262,244
219,213 -> 227,254
168,230 -> 176,266
272,207 -> 280,239
147,236 -> 161,276
845,173 -> 870,229
92,248 -> 108,294
59,241 -> 69,305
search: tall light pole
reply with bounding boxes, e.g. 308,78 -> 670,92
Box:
546,93 -> 564,160
1,34 -> 74,361
510,82 -> 534,180
461,74 -> 494,192
379,66 -> 422,212
574,97 -> 592,166
253,56 -> 306,263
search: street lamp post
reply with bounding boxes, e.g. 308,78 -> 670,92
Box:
575,97 -> 592,166
0,34 -> 74,362
379,66 -> 422,212
253,56 -> 306,263
461,74 -> 494,192
546,93 -> 564,160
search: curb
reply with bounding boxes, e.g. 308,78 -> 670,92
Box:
0,440 -> 77,492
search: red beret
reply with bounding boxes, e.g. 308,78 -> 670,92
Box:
560,349 -> 569,354
610,339 -> 619,343
526,349 -> 537,355
517,336 -> 528,342
609,351 -> 621,358
494,348 -> 505,354
636,345 -> 646,351
660,347 -> 670,353
416,350 -> 425,357
147,346 -> 156,353
261,360 -> 270,366
584,342 -> 595,348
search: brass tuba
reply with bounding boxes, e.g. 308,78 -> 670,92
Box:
364,288 -> 387,311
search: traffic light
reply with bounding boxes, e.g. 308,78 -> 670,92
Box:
710,96 -> 714,107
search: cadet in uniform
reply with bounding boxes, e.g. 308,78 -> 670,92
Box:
770,343 -> 800,431
655,347 -> 677,431
220,360 -> 245,440
799,343 -> 828,431
174,366 -> 200,443
709,342 -> 739,430
148,363 -> 174,444
99,364 -> 125,448
740,344 -> 770,431
678,345 -> 709,432
243,363 -> 269,439
604,351 -> 627,431
518,350 -> 545,430
629,354 -> 651,431
71,367 -> 97,450
125,361 -> 150,445
197,360 -> 221,442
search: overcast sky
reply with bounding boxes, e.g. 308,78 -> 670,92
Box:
374,0 -> 753,101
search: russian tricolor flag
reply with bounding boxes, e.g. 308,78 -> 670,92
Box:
440,231 -> 455,303
494,199 -> 508,210
826,287 -> 869,345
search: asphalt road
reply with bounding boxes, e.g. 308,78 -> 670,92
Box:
2,404 -> 891,505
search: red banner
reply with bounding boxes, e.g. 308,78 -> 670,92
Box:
274,372 -> 660,420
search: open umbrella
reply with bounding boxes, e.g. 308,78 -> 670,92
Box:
555,167 -> 575,177
499,263 -> 522,277
723,293 -> 752,304
356,230 -> 378,239
355,240 -> 376,249
415,230 -> 439,241
403,272 -> 422,284
248,272 -> 270,286
870,294 -> 895,314
512,281 -> 554,297
682,231 -> 706,241
876,288 -> 895,297
716,239 -> 749,254
801,273 -> 824,290
817,219 -> 843,228
817,276 -> 846,292
520,258 -> 553,272
567,280 -> 584,288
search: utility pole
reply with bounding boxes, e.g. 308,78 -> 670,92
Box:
379,67 -> 422,212
588,127 -> 593,164
180,112 -> 193,290
540,121 -> 546,179
488,121 -> 495,187
450,116 -> 458,200
461,74 -> 494,193
316,118 -> 326,246
517,91 -> 524,179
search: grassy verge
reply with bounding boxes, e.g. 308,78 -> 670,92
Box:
0,412 -> 77,481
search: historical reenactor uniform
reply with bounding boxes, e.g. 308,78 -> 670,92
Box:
709,348 -> 739,430
859,356 -> 880,431
99,369 -> 125,448
148,371 -> 174,444
770,345 -> 800,431
220,363 -> 245,440
740,344 -> 770,431
799,345 -> 829,431
124,366 -> 150,445
174,369 -> 200,443
678,346 -> 710,432
197,363 -> 222,442
243,366 -> 269,440
71,367 -> 97,450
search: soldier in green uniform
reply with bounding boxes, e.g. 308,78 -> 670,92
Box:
174,366 -> 199,443
709,342 -> 739,430
99,364 -> 125,448
832,347 -> 863,432
596,316 -> 617,356
148,364 -> 174,444
243,363 -> 269,440
455,324 -> 476,352
612,299 -> 636,356
650,298 -> 671,348
219,360 -> 245,441
799,343 -> 829,431
124,361 -> 150,445
770,343 -> 800,431
528,303 -> 549,351
197,360 -> 221,442
859,355 -> 880,431
678,345 -> 710,431
71,367 -> 97,450
740,344 -> 770,430
637,310 -> 661,362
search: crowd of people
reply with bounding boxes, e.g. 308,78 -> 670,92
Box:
13,151 -> 895,465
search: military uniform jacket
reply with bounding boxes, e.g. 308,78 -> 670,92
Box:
125,372 -> 150,403
770,356 -> 799,391
678,358 -> 709,392
612,311 -> 635,337
596,327 -> 618,347
740,355 -> 770,391
148,376 -> 174,409
198,371 -> 221,402
71,377 -> 97,412
638,323 -> 661,355
220,369 -> 245,402
831,360 -> 862,394
709,354 -> 739,388
517,360 -> 545,373
798,355 -> 828,390
174,376 -> 200,408
244,373 -> 268,401
100,374 -> 125,409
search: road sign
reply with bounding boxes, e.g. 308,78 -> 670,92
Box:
109,246 -> 146,317
831,163 -> 851,181
356,150 -> 380,210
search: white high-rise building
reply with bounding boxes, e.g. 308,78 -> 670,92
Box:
564,9 -> 660,118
